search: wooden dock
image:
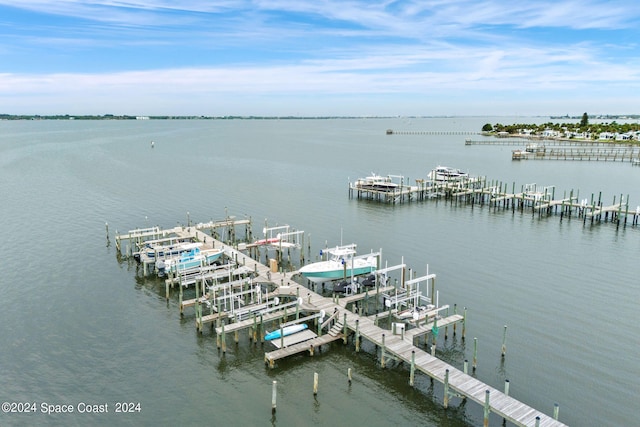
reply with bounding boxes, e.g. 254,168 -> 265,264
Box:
466,138 -> 637,148
214,237 -> 564,426
115,223 -> 568,426
349,173 -> 640,227
512,147 -> 640,162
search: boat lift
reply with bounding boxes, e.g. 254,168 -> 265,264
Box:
383,266 -> 442,319
247,224 -> 304,249
206,275 -> 303,322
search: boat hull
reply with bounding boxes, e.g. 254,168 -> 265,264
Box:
299,259 -> 376,283
264,323 -> 308,341
157,249 -> 223,273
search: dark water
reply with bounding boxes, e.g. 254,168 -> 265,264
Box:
1,118 -> 638,426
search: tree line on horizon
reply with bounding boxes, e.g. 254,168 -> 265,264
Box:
482,112 -> 640,139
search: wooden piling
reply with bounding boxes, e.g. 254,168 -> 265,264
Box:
483,390 -> 490,427
271,380 -> 277,413
381,333 -> 386,368
501,325 -> 507,357
473,337 -> 478,371
409,350 -> 415,386
444,369 -> 452,409
313,372 -> 318,396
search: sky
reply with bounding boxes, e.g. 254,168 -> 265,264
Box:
1,1 -> 639,116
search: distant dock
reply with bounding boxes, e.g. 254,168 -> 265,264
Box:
113,220 -> 568,426
349,174 -> 640,228
511,146 -> 640,162
465,138 -> 640,163
386,129 -> 479,135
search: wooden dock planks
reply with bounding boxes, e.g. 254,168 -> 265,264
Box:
180,228 -> 566,426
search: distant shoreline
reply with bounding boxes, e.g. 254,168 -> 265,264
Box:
1,114 -> 639,121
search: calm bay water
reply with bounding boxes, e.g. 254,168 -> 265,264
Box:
1,118 -> 638,426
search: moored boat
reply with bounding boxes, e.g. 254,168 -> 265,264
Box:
157,247 -> 224,274
264,323 -> 308,341
427,166 -> 468,182
298,244 -> 377,283
134,241 -> 202,263
354,173 -> 399,192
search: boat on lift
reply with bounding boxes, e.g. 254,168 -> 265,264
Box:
134,240 -> 202,263
264,323 -> 308,341
156,247 -> 224,274
354,173 -> 399,192
427,166 -> 468,182
298,244 -> 377,283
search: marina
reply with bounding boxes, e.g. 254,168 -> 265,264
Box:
3,117 -> 638,427
349,170 -> 640,226
115,220 -> 567,427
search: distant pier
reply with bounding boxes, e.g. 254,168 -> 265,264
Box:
512,147 -> 640,162
386,129 -> 479,135
349,175 -> 640,228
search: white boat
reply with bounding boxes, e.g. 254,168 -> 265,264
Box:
264,323 -> 308,341
134,241 -> 202,262
397,304 -> 436,320
298,244 -> 377,283
251,237 -> 281,246
427,166 -> 468,182
157,247 -> 224,274
354,173 -> 399,192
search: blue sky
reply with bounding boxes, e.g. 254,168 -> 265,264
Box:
1,1 -> 639,116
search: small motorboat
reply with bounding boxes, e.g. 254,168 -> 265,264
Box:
427,166 -> 468,182
264,323 -> 308,341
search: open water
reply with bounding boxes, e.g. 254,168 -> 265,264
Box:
0,117 -> 638,427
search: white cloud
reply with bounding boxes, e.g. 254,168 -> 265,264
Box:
0,1 -> 639,115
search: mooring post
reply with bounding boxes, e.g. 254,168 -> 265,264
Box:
381,334 -> 386,368
409,350 -> 415,386
260,313 -> 264,343
221,320 -> 226,353
343,312 -> 348,344
271,380 -> 277,414
444,306 -> 449,339
279,324 -> 284,349
195,280 -> 202,331
348,367 -> 352,384
473,337 -> 478,371
462,307 -> 467,339
252,313 -> 258,343
453,303 -> 457,335
313,372 -> 318,396
355,319 -> 360,352
483,390 -> 490,427
554,402 -> 560,420
501,325 -> 507,357
504,379 -> 510,396
443,369 -> 450,408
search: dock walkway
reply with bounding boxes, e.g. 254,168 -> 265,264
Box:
209,237 -> 566,426
118,223 -> 567,426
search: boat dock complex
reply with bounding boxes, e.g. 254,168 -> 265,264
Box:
349,170 -> 640,227
114,218 -> 568,427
